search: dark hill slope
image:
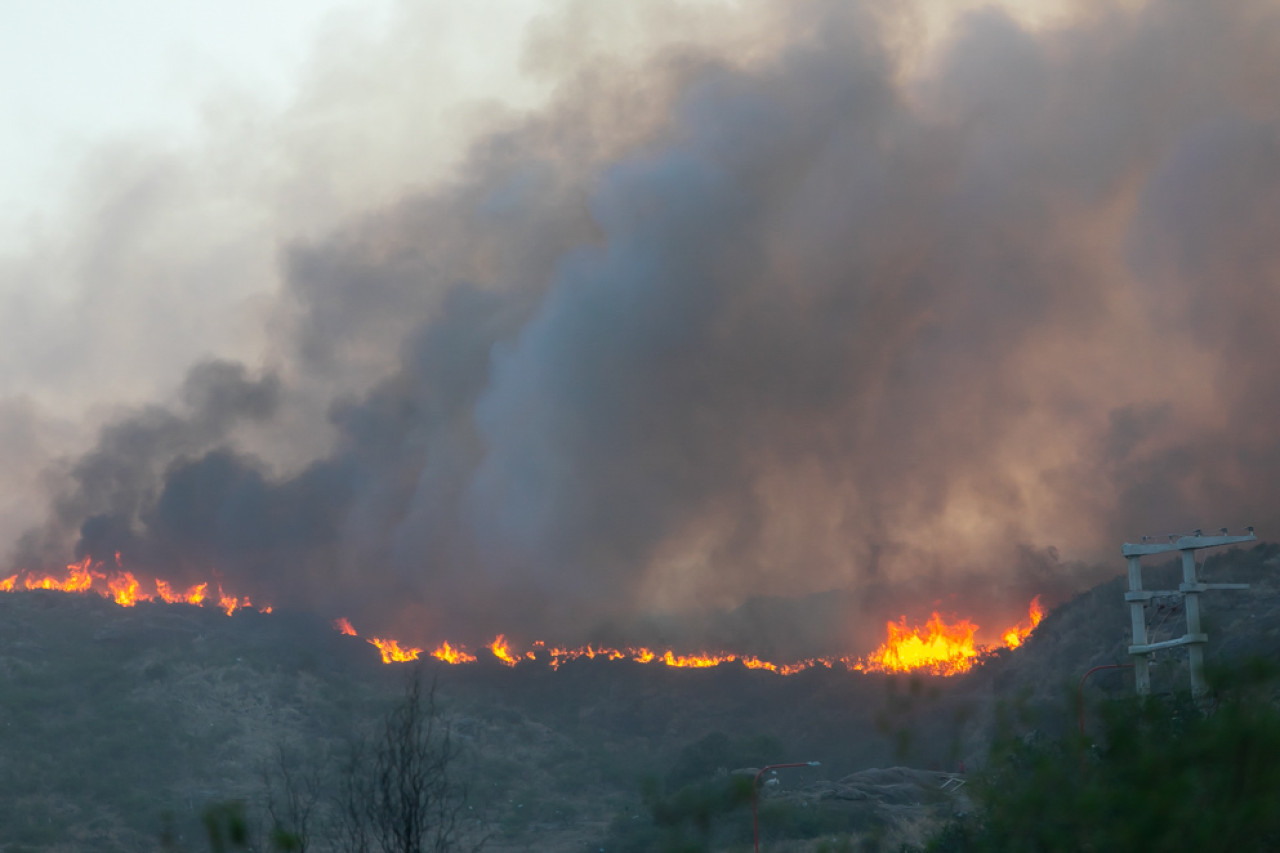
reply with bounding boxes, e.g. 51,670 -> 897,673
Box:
0,590 -> 982,851
0,593 -> 386,850
959,542 -> 1280,752
1,542 -> 1278,851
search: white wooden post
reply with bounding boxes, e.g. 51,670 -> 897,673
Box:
1120,530 -> 1255,697
1126,555 -> 1151,695
1180,550 -> 1206,696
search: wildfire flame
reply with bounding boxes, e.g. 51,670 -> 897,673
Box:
107,572 -> 142,607
859,612 -> 981,675
661,650 -> 732,668
217,586 -> 257,617
488,634 -> 520,667
0,555 -> 1042,677
156,579 -> 208,605
19,558 -> 97,592
859,597 -> 1046,675
331,597 -> 1046,674
0,557 -> 269,615
1000,595 -> 1044,650
368,637 -> 423,664
432,641 -> 477,665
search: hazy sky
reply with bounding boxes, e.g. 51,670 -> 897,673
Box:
2,0 -> 1276,653
0,0 -> 1072,224
3,1 -> 366,220
0,0 -> 563,227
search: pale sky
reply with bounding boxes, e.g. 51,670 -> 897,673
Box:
0,0 -> 563,226
1,2 -> 347,214
0,0 -> 1074,226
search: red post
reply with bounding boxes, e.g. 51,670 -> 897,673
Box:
1077,663 -> 1134,773
1078,664 -> 1135,737
752,761 -> 820,852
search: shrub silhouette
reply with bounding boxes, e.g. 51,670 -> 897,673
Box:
932,660 -> 1280,852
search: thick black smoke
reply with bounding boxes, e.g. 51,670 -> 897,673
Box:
14,1 -> 1280,653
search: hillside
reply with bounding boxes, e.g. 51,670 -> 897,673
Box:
1,543 -> 1278,851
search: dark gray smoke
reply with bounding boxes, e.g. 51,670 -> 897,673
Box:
14,0 -> 1280,653
14,362 -> 280,574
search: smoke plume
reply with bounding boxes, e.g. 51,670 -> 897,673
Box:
6,0 -> 1280,653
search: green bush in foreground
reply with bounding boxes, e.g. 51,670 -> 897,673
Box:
931,660 -> 1280,852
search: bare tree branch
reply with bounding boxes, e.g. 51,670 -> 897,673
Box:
337,666 -> 481,853
262,741 -> 323,853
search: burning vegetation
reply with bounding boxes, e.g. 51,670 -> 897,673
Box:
351,596 -> 1043,676
1,556 -> 1043,674
863,596 -> 1044,675
0,557 -> 264,616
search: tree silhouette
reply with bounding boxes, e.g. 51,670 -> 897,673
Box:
338,668 -> 480,853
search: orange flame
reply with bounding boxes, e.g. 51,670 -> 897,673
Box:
155,579 -> 179,604
156,579 -> 209,605
217,586 -> 254,617
860,612 -> 980,675
0,558 -> 1043,675
489,634 -> 520,667
857,598 -> 1045,675
431,641 -> 477,664
368,637 -> 422,663
23,557 -> 99,592
742,656 -> 817,676
1000,595 -> 1044,649
107,572 -> 143,607
0,557 -> 267,617
662,650 -> 734,668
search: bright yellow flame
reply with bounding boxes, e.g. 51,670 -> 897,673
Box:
368,637 -> 422,663
489,634 -> 520,667
217,586 -> 255,617
107,572 -> 142,607
432,641 -> 477,664
23,558 -> 99,592
1001,595 -> 1044,649
2,558 -> 266,617
186,582 -> 208,605
861,612 -> 981,675
156,579 -> 209,605
661,650 -> 735,668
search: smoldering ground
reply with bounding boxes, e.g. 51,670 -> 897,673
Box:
5,0 -> 1280,654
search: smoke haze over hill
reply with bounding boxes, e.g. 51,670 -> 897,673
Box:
3,0 -> 1279,652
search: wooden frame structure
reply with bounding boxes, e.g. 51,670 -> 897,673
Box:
1121,528 -> 1256,696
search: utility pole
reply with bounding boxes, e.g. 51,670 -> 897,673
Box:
1121,528 -> 1255,696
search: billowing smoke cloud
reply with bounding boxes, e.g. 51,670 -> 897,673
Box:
14,361 -> 281,569
7,0 -> 1280,652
